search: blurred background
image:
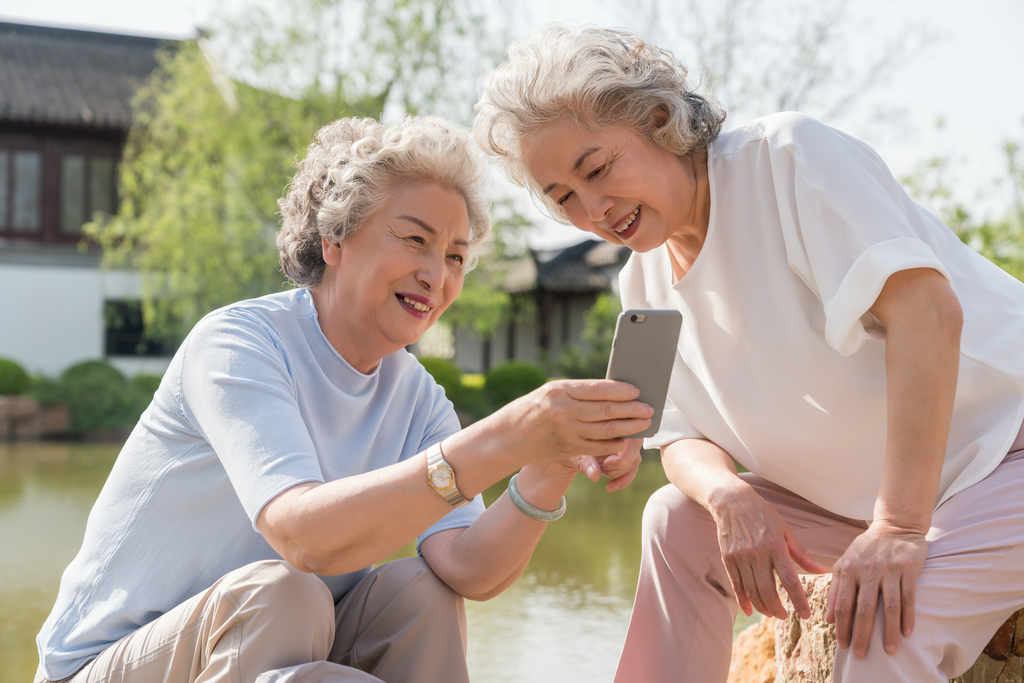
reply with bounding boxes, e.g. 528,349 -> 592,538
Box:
1,0 -> 1021,681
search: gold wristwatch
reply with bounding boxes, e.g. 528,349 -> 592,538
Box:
426,442 -> 470,508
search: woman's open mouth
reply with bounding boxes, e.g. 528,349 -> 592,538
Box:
397,294 -> 433,319
614,205 -> 640,240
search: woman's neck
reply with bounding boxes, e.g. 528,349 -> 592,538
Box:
666,151 -> 712,281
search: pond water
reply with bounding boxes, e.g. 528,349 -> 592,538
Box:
0,442 -> 760,683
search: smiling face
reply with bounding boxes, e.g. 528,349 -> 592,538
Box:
312,180 -> 470,373
521,118 -> 705,253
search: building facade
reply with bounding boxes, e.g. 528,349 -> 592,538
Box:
0,21 -> 173,378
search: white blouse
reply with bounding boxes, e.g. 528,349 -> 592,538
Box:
620,112 -> 1024,520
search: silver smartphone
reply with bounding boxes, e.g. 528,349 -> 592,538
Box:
605,309 -> 682,439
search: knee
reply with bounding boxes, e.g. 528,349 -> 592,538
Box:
218,560 -> 335,633
373,557 -> 463,621
642,484 -> 715,549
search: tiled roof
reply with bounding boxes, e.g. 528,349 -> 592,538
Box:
526,239 -> 631,293
0,21 -> 170,129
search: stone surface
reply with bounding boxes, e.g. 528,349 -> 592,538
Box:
728,575 -> 1023,683
728,617 -> 778,683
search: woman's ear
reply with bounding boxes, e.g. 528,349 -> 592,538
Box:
322,236 -> 342,266
652,105 -> 670,129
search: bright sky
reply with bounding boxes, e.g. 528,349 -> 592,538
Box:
2,0 -> 1022,248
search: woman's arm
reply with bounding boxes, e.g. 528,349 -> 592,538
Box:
662,438 -> 826,620
420,439 -> 643,600
256,379 -> 652,578
825,267 -> 962,657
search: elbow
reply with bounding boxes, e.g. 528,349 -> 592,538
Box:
933,287 -> 963,344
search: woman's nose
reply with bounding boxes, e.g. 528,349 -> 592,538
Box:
416,252 -> 445,291
579,188 -> 612,222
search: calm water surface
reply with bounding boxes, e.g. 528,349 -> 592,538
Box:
0,442 -> 759,683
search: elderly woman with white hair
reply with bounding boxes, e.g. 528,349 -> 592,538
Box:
475,24 -> 1024,683
34,116 -> 653,683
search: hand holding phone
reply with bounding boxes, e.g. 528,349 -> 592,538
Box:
605,309 -> 682,439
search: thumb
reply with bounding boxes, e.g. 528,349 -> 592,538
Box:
786,528 -> 827,574
575,455 -> 602,482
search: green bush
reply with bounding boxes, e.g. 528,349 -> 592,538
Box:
418,357 -> 463,401
125,374 -> 163,420
28,375 -> 61,407
0,358 -> 30,395
59,361 -> 130,435
483,361 -> 547,408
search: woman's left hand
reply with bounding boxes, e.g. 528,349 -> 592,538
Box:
825,521 -> 928,658
575,438 -> 643,492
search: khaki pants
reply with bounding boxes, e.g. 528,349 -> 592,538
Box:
615,446 -> 1024,683
37,557 -> 469,683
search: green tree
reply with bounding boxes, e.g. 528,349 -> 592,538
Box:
88,0 -> 490,342
556,293 -> 623,379
901,126 -> 1024,282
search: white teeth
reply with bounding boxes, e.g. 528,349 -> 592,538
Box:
401,296 -> 431,312
617,206 -> 640,233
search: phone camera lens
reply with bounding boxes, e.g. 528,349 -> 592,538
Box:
630,314 -> 638,322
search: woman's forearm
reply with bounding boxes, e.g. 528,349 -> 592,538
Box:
870,268 -> 962,531
662,438 -> 747,513
423,463 -> 576,600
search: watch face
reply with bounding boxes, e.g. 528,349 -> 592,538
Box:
429,464 -> 454,489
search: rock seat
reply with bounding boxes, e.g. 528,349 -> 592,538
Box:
728,574 -> 1023,683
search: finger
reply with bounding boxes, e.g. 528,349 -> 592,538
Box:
723,557 -> 754,617
605,463 -> 640,492
825,573 -> 839,624
738,562 -> 771,617
577,417 -> 652,442
753,560 -> 787,619
775,555 -> 809,619
599,440 -> 642,474
786,531 -> 828,575
881,575 -> 902,655
558,379 -> 641,402
851,581 -> 880,658
831,571 -> 856,648
572,398 -> 654,424
575,455 -> 602,482
901,572 -> 916,638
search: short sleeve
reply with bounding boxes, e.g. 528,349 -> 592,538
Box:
644,394 -> 707,449
178,311 -> 324,527
769,114 -> 951,356
414,396 -> 486,551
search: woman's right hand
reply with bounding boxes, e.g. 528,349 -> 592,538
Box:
710,485 -> 827,619
489,379 -> 653,467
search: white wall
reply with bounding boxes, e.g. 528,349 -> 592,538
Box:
0,262 -> 170,378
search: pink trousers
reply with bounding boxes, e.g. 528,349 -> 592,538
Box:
616,436 -> 1024,682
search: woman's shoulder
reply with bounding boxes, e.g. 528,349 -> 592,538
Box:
711,112 -> 840,158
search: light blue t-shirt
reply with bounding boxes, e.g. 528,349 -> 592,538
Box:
36,289 -> 483,680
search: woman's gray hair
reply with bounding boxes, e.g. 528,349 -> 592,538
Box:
277,116 -> 491,287
474,24 -> 726,219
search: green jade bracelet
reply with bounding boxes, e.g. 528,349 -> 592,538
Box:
507,473 -> 567,522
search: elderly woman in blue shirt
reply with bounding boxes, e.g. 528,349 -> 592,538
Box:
35,116 -> 652,683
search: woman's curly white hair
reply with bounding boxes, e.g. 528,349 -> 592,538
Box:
474,24 -> 726,220
277,116 -> 491,287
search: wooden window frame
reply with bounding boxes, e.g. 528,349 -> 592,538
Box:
0,126 -> 122,245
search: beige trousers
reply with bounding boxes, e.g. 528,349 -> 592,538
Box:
37,557 -> 469,683
616,446 -> 1024,683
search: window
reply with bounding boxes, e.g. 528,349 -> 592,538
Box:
104,300 -> 170,357
0,151 -> 7,229
0,134 -> 120,242
12,151 -> 42,232
61,154 -> 116,235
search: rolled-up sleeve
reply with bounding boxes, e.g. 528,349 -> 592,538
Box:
771,114 -> 952,356
644,395 -> 707,449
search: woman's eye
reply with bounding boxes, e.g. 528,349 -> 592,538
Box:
408,235 -> 426,245
448,253 -> 465,266
587,164 -> 606,180
557,191 -> 573,206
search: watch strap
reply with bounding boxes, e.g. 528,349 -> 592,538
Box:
426,442 -> 470,508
